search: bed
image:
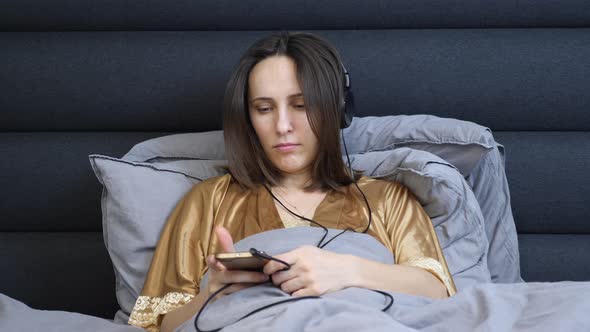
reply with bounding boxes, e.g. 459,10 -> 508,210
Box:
1,0 -> 590,331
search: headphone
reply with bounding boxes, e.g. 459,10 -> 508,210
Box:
340,62 -> 354,130
340,62 -> 355,179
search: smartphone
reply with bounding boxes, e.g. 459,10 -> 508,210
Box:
215,251 -> 269,271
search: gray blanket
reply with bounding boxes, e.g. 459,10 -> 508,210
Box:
0,293 -> 143,332
180,228 -> 590,332
2,227 -> 589,331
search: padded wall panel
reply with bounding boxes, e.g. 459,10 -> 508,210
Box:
519,234 -> 590,282
0,232 -> 118,319
1,0 -> 589,30
0,132 -> 167,231
2,29 -> 590,131
494,132 -> 590,234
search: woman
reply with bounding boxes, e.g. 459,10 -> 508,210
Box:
128,31 -> 456,332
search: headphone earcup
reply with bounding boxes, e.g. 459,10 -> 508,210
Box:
340,89 -> 354,129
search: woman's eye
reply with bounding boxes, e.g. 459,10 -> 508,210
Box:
255,105 -> 304,112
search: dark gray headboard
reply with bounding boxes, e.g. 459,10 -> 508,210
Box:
1,0 -> 589,319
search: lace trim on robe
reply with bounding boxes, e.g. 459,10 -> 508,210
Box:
281,217 -> 311,228
128,292 -> 194,332
275,200 -> 312,228
402,256 -> 456,296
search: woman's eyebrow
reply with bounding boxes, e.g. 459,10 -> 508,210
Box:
251,93 -> 303,102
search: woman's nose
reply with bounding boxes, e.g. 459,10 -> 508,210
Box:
275,107 -> 293,134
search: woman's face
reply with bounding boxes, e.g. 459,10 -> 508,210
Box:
248,55 -> 319,177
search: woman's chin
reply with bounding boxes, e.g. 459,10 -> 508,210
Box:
274,162 -> 309,175
277,167 -> 305,174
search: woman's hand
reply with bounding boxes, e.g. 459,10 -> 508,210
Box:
204,226 -> 269,302
262,245 -> 356,297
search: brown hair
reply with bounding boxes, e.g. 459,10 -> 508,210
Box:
222,31 -> 362,193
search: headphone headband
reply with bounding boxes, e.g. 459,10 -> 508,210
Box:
342,63 -> 350,89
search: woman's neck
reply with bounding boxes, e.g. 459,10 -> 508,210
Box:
276,174 -> 312,192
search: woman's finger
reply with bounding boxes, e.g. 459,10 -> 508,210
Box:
214,260 -> 227,271
206,255 -> 225,272
291,287 -> 310,298
205,255 -> 216,268
269,269 -> 295,286
263,254 -> 296,275
278,277 -> 303,294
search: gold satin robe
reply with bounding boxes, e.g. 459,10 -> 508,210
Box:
128,173 -> 457,331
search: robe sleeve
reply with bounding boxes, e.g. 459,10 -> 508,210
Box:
385,182 -> 457,297
127,174 -> 232,332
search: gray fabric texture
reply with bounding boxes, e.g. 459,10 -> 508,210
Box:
124,130 -> 225,162
89,155 -> 227,324
1,227 -> 587,332
122,114 -> 521,284
0,293 -> 143,332
173,227 -> 590,332
344,116 -> 520,284
350,148 -> 491,289
466,143 -> 523,283
90,145 -> 491,323
341,115 -> 496,176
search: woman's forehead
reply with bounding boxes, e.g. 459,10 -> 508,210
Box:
248,56 -> 303,101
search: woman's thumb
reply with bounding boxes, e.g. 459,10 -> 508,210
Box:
215,225 -> 235,253
206,254 -> 226,272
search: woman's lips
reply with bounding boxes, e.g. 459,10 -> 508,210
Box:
274,144 -> 299,152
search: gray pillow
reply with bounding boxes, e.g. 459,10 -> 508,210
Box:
122,114 -> 522,284
345,115 -> 522,284
342,115 -> 497,177
89,155 -> 226,324
124,130 -> 225,163
465,143 -> 523,283
350,148 -> 491,290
